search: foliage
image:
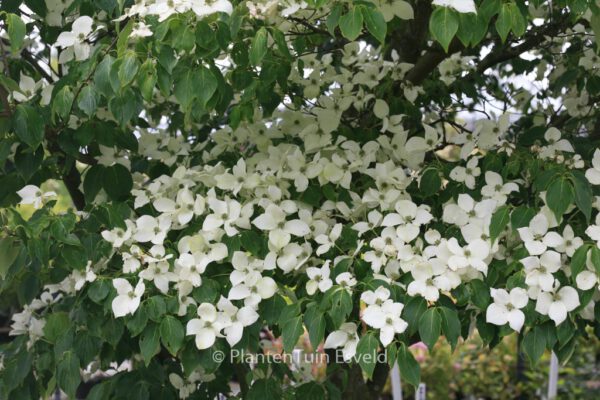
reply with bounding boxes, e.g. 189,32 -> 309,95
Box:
1,0 -> 600,399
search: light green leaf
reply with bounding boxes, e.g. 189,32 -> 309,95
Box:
339,7 -> 364,41
495,3 -> 512,42
77,85 -> 98,116
7,13 -> 26,53
0,236 -> 19,279
118,51 -> 140,87
361,6 -> 387,44
250,27 -> 268,66
429,7 -> 459,52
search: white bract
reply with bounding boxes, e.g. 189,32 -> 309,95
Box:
486,288 -> 529,332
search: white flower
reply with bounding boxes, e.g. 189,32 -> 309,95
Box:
576,270 -> 599,291
133,215 -> 172,245
252,204 -> 310,248
376,0 -> 414,21
381,200 -> 432,242
361,287 -> 390,306
555,225 -> 583,257
540,127 -> 574,158
362,300 -> 408,346
306,262 -> 333,295
521,251 -> 562,291
432,0 -> 476,13
55,16 -> 95,61
217,297 -> 259,347
352,210 -> 383,236
324,322 -> 359,361
486,288 -> 529,331
315,223 -> 342,255
447,238 -> 490,274
336,272 -> 357,291
228,271 -> 277,307
202,197 -> 246,236
586,149 -> 600,185
191,0 -> 233,17
481,171 -> 518,204
111,279 -> 145,318
535,284 -> 580,325
186,303 -> 226,350
101,221 -> 135,248
13,73 -> 43,102
449,157 -> 481,189
17,185 -> 57,209
517,214 -> 564,256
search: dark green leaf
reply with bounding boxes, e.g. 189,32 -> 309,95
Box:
160,316 -> 185,356
13,105 -> 44,148
418,308 -> 442,349
355,332 -> 379,379
102,164 -> 133,201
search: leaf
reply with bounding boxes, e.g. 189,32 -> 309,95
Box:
403,296 -> 427,335
295,382 -> 327,400
339,7 -> 364,41
418,308 -> 442,349
591,247 -> 600,276
396,343 -> 420,388
355,332 -> 379,379
361,6 -> 387,44
7,13 -> 26,53
139,324 -> 161,366
83,165 -> 105,203
282,316 -> 304,353
489,205 -> 510,242
0,236 -> 20,279
94,56 -> 116,98
117,19 -> 134,57
52,86 -> 75,121
326,3 -> 343,36
304,305 -> 326,349
247,379 -> 282,400
118,51 -> 140,87
522,326 -> 546,365
509,3 -> 527,36
510,205 -> 535,230
495,3 -> 512,42
102,164 -> 133,201
160,316 -> 185,356
571,245 -> 590,279
57,351 -> 81,399
44,312 -> 71,343
77,85 -> 98,117
419,167 -> 442,198
13,104 -> 44,148
87,279 -> 111,304
470,279 -> 491,309
570,171 -> 593,222
546,177 -> 574,220
439,307 -> 461,350
174,67 -> 217,109
249,27 -> 268,66
429,7 -> 459,52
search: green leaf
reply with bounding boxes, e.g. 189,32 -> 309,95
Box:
396,343 -> 420,387
420,167 -> 442,198
117,19 -> 134,57
282,316 -> 304,353
470,279 -> 491,309
118,51 -> 140,87
52,85 -> 75,121
94,56 -> 116,98
13,104 -> 44,148
160,316 -> 185,356
57,351 -> 81,399
355,332 -> 379,379
44,312 -> 71,343
304,306 -> 326,349
403,296 -> 427,335
339,7 -> 364,41
174,66 -> 217,109
546,177 -> 574,220
439,307 -> 461,350
102,164 -> 133,201
6,13 -> 26,53
247,379 -> 282,400
511,205 -> 536,229
418,308 -> 442,349
495,3 -> 512,42
591,247 -> 600,276
77,85 -> 98,117
83,165 -> 105,203
508,3 -> 527,36
570,171 -> 593,222
139,324 -> 161,366
570,244 -> 590,278
295,382 -> 326,400
361,6 -> 387,44
489,205 -> 510,242
250,27 -> 268,66
0,236 -> 20,279
326,4 -> 343,36
137,60 -> 157,101
522,326 -> 546,365
429,7 -> 459,52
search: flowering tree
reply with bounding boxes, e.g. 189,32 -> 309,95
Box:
2,0 -> 600,398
